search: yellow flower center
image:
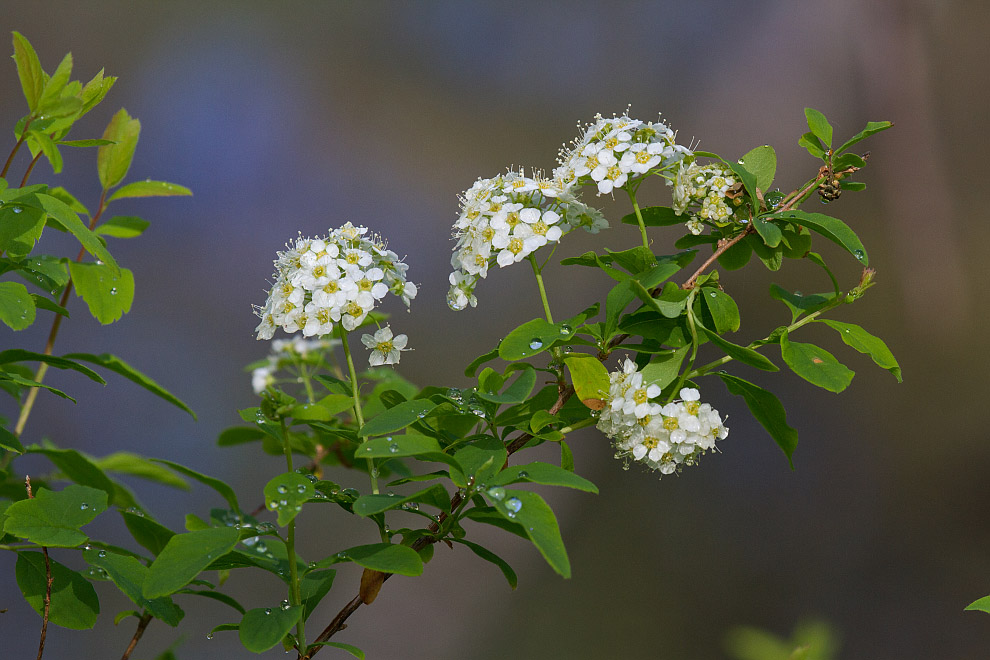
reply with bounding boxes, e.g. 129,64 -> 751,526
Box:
643,437 -> 659,450
345,301 -> 363,317
685,401 -> 700,415
663,417 -> 679,431
633,389 -> 649,405
508,237 -> 524,255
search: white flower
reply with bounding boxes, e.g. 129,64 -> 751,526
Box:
361,326 -> 408,366
596,359 -> 728,477
669,160 -> 742,235
254,225 -> 415,340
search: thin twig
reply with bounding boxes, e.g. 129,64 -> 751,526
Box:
119,612 -> 153,660
1,117 -> 32,179
25,477 -> 52,660
20,149 -> 44,188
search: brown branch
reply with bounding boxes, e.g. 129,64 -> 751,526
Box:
119,612 -> 153,660
20,149 -> 44,188
25,477 -> 52,660
1,117 -> 32,179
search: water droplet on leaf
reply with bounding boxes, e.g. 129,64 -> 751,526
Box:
528,338 -> 544,350
486,486 -> 506,501
505,497 -> 523,513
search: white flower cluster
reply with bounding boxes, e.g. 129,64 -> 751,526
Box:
251,337 -> 337,394
446,169 -> 606,311
255,223 -> 417,340
597,359 -> 728,475
554,113 -> 692,196
670,161 -> 742,235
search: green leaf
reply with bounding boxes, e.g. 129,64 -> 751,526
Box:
3,484 -> 107,547
0,426 -> 26,453
314,393 -> 357,416
94,452 -> 190,490
492,489 -> 570,578
34,192 -> 118,273
702,288 -> 740,334
37,52 -> 74,112
310,642 -> 364,659
819,320 -> 901,382
560,440 -> 574,471
16,551 -> 100,629
151,459 -> 238,511
727,160 -> 760,209
12,253 -> 70,291
0,369 -> 73,401
463,506 -> 528,539
840,180 -> 866,191
475,364 -> 536,404
798,131 -> 826,159
95,216 -> 150,239
699,326 -> 778,372
640,345 -> 691,388
341,543 -> 423,576
67,262 -> 134,324
63,353 -> 196,418
619,205 -> 683,227
238,605 -> 303,653
492,461 -> 597,493
30,293 -> 69,317
358,399 -> 437,437
143,527 -> 241,599
0,349 -> 104,383
717,236 -> 753,270
605,246 -> 656,275
464,346 -> 499,377
837,120 -> 893,154
27,446 -> 117,502
58,139 -> 116,147
768,210 -> 867,265
300,569 -> 336,621
217,426 -> 266,446
965,595 -> 990,614
753,215 -> 783,248
83,547 -> 183,626
121,510 -> 175,556
451,435 -> 505,487
28,130 -> 64,173
0,281 -> 36,329
499,317 -> 575,361
98,108 -> 141,190
12,32 -> 44,112
768,285 -> 835,324
717,373 -> 798,466
264,472 -> 314,526
354,432 -> 443,460
780,332 -> 854,393
738,145 -> 776,191
779,224 -> 813,260
288,403 -> 333,421
107,180 -> 191,202
353,483 -> 449,516
0,202 -> 46,258
178,589 -> 245,615
804,108 -> 833,147
564,354 -> 610,408
452,538 -> 517,589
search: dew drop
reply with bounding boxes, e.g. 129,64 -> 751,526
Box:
388,442 -> 399,453
280,599 -> 291,611
268,500 -> 279,509
505,497 -> 523,513
446,290 -> 467,311
853,249 -> 865,260
277,484 -> 289,494
528,338 -> 544,350
206,633 -> 214,640
486,486 -> 506,501
80,503 -> 89,510
709,292 -> 716,298
11,206 -> 22,214
255,542 -> 268,553
82,544 -> 93,551
559,324 -> 572,335
308,561 -> 317,569
296,484 -> 307,494
264,608 -> 272,615
517,470 -> 529,479
109,287 -> 117,295
97,550 -> 107,558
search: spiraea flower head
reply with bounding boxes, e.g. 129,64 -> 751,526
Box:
555,112 -> 692,196
255,223 -> 416,340
446,168 -> 605,311
597,358 -> 728,476
669,160 -> 745,235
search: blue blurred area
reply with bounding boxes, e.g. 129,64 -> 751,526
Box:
1,1 -> 988,658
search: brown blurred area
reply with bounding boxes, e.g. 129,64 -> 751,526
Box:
1,1 -> 988,658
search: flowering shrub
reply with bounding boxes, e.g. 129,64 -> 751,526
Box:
0,33 -> 922,660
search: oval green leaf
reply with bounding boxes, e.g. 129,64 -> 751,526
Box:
239,605 -> 302,653
780,332 -> 854,393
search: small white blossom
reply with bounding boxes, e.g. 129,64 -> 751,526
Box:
361,326 -> 408,366
597,359 -> 728,477
669,160 -> 743,235
254,224 -> 416,340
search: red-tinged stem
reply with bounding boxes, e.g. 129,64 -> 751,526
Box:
119,612 -> 153,660
1,117 -> 32,179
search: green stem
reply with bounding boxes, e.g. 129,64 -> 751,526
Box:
338,327 -> 375,494
1,116 -> 32,179
558,416 -> 596,435
297,360 -> 316,404
626,188 -> 650,250
280,418 -> 305,653
529,255 -> 554,324
668,288 -> 700,401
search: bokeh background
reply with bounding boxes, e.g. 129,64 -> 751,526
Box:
1,1 -> 988,658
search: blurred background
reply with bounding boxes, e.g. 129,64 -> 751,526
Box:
1,1 -> 987,658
